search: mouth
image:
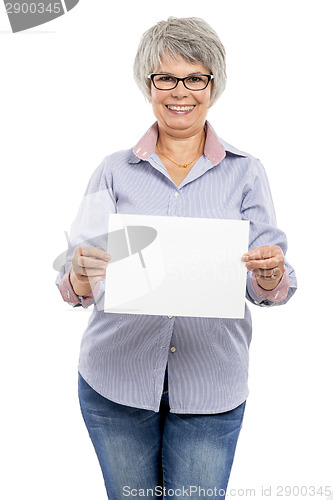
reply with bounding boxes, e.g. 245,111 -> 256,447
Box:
165,105 -> 196,114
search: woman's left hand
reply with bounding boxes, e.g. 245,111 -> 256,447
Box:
242,245 -> 285,291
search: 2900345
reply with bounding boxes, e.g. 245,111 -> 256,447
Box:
5,3 -> 62,14
276,485 -> 332,497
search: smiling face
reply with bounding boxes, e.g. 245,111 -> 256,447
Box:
150,56 -> 212,139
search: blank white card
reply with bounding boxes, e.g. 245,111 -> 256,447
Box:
104,214 -> 249,318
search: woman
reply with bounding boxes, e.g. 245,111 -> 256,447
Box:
56,17 -> 297,499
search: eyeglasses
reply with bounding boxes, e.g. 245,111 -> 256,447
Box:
148,73 -> 214,91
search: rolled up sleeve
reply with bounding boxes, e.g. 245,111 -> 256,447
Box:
55,155 -> 117,309
242,158 -> 297,306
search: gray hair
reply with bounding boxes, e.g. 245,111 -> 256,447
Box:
133,17 -> 227,107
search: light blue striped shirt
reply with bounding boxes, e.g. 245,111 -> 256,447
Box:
56,121 -> 297,414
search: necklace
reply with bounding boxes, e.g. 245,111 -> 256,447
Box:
156,133 -> 205,168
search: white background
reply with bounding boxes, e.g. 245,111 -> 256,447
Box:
0,0 -> 332,498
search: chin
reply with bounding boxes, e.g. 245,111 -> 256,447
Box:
162,115 -> 199,129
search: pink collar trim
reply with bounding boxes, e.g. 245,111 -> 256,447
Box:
133,121 -> 226,166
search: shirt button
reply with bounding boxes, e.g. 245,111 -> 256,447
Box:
170,346 -> 176,353
174,192 -> 179,198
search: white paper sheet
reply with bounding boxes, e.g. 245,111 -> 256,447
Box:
104,214 -> 249,318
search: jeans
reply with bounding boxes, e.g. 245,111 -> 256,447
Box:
78,370 -> 246,499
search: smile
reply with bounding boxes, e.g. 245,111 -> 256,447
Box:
166,105 -> 195,112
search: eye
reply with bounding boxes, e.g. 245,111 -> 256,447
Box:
187,76 -> 205,83
156,75 -> 176,83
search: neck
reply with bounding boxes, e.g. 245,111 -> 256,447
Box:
157,125 -> 206,160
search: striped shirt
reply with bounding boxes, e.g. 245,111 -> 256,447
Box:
56,121 -> 297,414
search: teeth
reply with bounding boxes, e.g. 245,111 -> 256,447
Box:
167,105 -> 195,111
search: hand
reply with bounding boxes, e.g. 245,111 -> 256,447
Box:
69,246 -> 111,296
242,245 -> 285,291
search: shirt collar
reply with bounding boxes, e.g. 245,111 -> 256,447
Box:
130,121 -> 247,166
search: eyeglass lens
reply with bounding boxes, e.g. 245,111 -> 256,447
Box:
153,75 -> 209,90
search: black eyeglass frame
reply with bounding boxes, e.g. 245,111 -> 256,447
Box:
148,73 -> 214,91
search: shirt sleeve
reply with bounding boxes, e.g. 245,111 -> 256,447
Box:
58,266 -> 101,308
249,268 -> 289,303
241,157 -> 297,307
55,155 -> 116,310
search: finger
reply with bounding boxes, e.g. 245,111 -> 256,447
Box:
75,274 -> 106,285
79,246 -> 111,262
245,256 -> 280,270
256,267 -> 283,280
253,267 -> 277,278
74,269 -> 107,282
78,268 -> 108,277
242,245 -> 281,262
253,267 -> 283,280
78,255 -> 110,269
72,260 -> 107,276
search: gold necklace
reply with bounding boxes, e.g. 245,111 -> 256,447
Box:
156,133 -> 205,168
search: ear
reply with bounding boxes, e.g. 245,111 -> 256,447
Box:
147,87 -> 153,103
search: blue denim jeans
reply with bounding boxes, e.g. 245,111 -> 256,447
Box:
78,370 -> 246,499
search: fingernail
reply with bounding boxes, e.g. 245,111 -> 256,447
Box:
104,254 -> 111,261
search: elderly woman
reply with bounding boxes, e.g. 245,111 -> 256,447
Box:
56,16 -> 296,500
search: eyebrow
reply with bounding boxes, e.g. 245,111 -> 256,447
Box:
155,72 -> 206,76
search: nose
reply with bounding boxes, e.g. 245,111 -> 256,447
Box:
171,80 -> 191,99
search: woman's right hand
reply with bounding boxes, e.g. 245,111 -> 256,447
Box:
69,246 -> 111,296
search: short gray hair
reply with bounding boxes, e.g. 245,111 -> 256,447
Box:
133,17 -> 227,107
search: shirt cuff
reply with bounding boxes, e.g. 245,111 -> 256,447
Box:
250,269 -> 290,303
58,269 -> 100,307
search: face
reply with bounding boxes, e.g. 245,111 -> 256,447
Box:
150,56 -> 212,138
